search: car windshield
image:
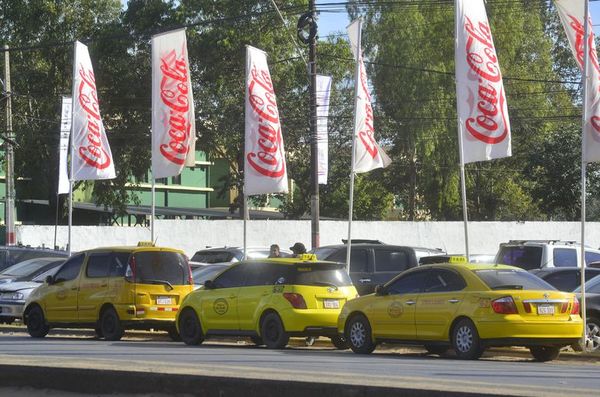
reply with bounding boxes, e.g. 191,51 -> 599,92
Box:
0,258 -> 58,277
496,246 -> 543,270
475,268 -> 555,291
284,264 -> 353,287
191,251 -> 234,264
132,251 -> 191,286
32,265 -> 62,282
574,274 -> 600,294
192,265 -> 227,285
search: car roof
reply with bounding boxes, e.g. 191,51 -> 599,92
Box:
313,244 -> 443,251
417,262 -> 520,272
83,246 -> 184,254
239,256 -> 344,267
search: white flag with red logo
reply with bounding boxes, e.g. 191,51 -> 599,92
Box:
151,29 -> 196,178
455,0 -> 511,164
347,20 -> 391,173
244,46 -> 288,195
316,75 -> 332,184
71,41 -> 116,180
556,0 -> 600,162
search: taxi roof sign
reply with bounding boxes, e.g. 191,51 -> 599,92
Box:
137,241 -> 155,247
448,255 -> 467,263
298,253 -> 317,261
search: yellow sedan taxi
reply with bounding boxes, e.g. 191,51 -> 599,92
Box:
23,243 -> 194,341
177,255 -> 358,349
338,263 -> 582,361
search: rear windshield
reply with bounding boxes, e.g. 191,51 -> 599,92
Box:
285,264 -> 352,287
0,258 -> 56,277
496,246 -> 542,270
132,251 -> 191,286
191,251 -> 234,264
311,247 -> 341,260
475,269 -> 555,291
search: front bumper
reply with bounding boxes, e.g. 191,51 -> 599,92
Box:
0,300 -> 25,318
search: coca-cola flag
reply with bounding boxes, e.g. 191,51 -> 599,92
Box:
244,46 -> 288,195
58,97 -> 72,194
152,29 -> 196,178
455,0 -> 511,163
316,75 -> 332,184
71,41 -> 115,180
555,0 -> 600,162
347,20 -> 391,173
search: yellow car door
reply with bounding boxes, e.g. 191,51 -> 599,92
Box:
416,268 -> 467,340
370,269 -> 429,340
200,263 -> 245,332
237,262 -> 276,331
44,254 -> 85,322
77,252 -> 111,322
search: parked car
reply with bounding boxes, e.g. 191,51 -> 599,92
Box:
338,263 -> 582,361
0,257 -> 66,285
23,243 -> 194,341
0,265 -> 63,324
574,275 -> 600,352
311,241 -> 445,295
530,268 -> 600,292
177,254 -> 358,349
0,246 -> 68,272
192,264 -> 229,289
495,240 -> 600,270
190,246 -> 292,264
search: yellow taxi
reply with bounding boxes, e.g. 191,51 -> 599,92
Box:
176,254 -> 358,349
338,263 -> 582,361
23,243 -> 194,341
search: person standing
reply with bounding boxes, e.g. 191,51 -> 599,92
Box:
289,242 -> 307,256
269,244 -> 281,258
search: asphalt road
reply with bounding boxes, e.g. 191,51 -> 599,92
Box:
0,331 -> 599,396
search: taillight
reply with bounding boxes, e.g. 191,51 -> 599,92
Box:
491,296 -> 518,314
571,297 -> 580,315
283,293 -> 307,309
523,302 -> 532,313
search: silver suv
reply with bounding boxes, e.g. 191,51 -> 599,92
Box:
495,240 -> 600,270
190,246 -> 292,264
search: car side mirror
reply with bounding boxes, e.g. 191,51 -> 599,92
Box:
45,275 -> 54,285
374,284 -> 386,296
204,280 -> 216,289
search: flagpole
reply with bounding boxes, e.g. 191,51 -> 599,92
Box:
243,45 -> 249,261
67,42 -> 77,257
243,196 -> 248,260
580,0 -> 590,351
346,19 -> 362,275
151,177 -> 155,242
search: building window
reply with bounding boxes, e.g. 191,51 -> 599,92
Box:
171,174 -> 181,185
156,177 -> 168,185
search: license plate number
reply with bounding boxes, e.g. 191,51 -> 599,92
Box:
537,304 -> 554,315
157,296 -> 173,305
324,299 -> 339,309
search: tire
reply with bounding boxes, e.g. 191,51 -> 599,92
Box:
330,335 -> 350,350
530,346 -> 561,362
586,316 -> 600,352
250,336 -> 264,346
260,312 -> 289,349
167,326 -> 182,342
345,314 -> 376,354
178,308 -> 204,346
452,318 -> 484,360
424,344 -> 449,356
94,327 -> 104,338
26,305 -> 49,338
100,307 -> 124,341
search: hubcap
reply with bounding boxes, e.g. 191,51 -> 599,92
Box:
265,319 -> 279,341
455,325 -> 473,352
349,321 -> 367,347
587,322 -> 600,351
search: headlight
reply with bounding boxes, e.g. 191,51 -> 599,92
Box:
1,292 -> 24,300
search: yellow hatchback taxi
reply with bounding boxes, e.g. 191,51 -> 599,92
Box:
23,243 -> 193,341
177,255 -> 357,348
338,263 -> 582,361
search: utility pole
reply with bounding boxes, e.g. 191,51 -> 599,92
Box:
298,1 -> 319,249
3,45 -> 15,246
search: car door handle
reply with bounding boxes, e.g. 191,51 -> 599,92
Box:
101,284 -> 108,287
261,292 -> 270,296
71,287 -> 78,291
448,299 -> 461,304
405,300 -> 416,305
229,295 -> 236,299
359,278 -> 371,283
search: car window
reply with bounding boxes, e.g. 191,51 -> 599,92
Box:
375,249 -> 410,272
319,248 -> 369,273
54,254 -> 85,283
286,263 -> 352,287
111,252 -> 130,277
312,247 -> 340,260
191,251 -> 234,264
246,250 -> 272,260
585,251 -> 600,265
386,270 -> 429,295
86,253 -> 111,278
496,246 -> 542,270
245,263 -> 288,286
542,271 -> 576,292
553,248 -> 577,268
423,269 -> 466,293
192,265 -> 227,285
475,269 -> 555,291
213,264 -> 247,288
133,251 -> 191,286
33,265 -> 62,282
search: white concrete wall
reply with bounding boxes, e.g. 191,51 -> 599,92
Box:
16,221 -> 600,258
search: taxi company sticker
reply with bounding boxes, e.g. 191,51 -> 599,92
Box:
273,285 -> 284,293
479,298 -> 491,308
213,298 -> 229,315
388,301 -> 403,318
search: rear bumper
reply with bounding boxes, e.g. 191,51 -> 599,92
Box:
481,337 -> 581,347
115,304 -> 179,323
280,308 -> 340,335
288,326 -> 338,337
477,317 -> 583,341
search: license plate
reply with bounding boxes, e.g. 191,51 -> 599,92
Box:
323,299 -> 339,309
157,296 -> 173,305
537,304 -> 554,315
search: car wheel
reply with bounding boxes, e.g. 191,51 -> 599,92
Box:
250,336 -> 264,346
330,335 -> 350,350
586,316 -> 600,352
26,305 -> 49,338
424,344 -> 449,356
260,312 -> 289,349
178,308 -> 204,346
100,307 -> 124,341
530,346 -> 561,362
452,318 -> 483,360
345,314 -> 376,354
167,326 -> 182,342
94,326 -> 104,338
